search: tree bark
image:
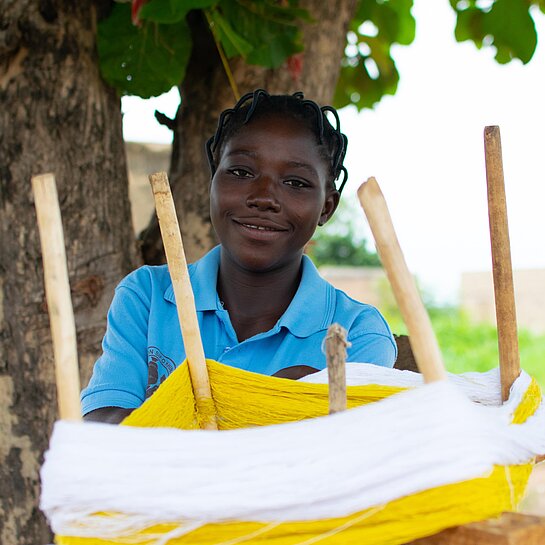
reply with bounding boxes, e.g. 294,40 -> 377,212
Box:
141,0 -> 358,264
0,2 -> 138,543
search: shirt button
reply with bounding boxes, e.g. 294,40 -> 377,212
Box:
224,346 -> 231,352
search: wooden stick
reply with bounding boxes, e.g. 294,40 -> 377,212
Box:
325,324 -> 348,414
32,173 -> 81,421
484,126 -> 521,402
149,172 -> 217,430
358,178 -> 447,383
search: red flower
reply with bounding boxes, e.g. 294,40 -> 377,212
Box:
131,0 -> 148,27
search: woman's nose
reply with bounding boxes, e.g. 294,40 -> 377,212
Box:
246,177 -> 281,212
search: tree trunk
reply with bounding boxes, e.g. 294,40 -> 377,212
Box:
0,2 -> 138,543
141,0 -> 358,264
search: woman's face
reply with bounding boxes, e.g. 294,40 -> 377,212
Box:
210,114 -> 339,273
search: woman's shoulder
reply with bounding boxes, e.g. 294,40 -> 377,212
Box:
114,247 -> 218,303
332,289 -> 390,332
300,256 -> 392,335
116,264 -> 172,296
331,287 -> 376,310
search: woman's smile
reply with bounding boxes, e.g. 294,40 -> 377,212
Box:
233,217 -> 289,240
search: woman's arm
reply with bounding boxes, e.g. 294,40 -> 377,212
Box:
81,269 -> 154,418
83,406 -> 135,424
273,365 -> 320,380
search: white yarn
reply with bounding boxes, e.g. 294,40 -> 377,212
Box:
303,364 -> 503,405
40,368 -> 545,540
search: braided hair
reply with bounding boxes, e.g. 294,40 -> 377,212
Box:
206,89 -> 348,194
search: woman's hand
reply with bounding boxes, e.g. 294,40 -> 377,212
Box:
272,365 -> 319,380
83,407 -> 134,424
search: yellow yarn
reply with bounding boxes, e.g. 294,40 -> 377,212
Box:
512,378 -> 541,424
56,361 -> 540,545
122,360 -> 405,430
55,465 -> 532,545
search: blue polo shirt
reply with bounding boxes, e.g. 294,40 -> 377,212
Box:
81,246 -> 397,415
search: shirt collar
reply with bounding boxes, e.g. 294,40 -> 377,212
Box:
164,248 -> 336,335
163,246 -> 222,311
277,255 -> 336,338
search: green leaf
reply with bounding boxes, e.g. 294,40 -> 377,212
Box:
309,200 -> 381,268
139,0 -> 218,24
453,0 -> 538,64
215,0 -> 305,68
97,3 -> 191,98
235,0 -> 312,25
353,0 -> 415,45
333,54 -> 399,111
486,0 -> 537,63
209,8 -> 253,58
453,8 -> 485,47
335,0 -> 414,111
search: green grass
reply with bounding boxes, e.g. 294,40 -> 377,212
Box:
383,306 -> 545,387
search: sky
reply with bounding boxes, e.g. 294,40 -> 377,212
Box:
121,0 -> 545,304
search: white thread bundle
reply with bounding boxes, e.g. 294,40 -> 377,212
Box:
304,363 -> 503,405
41,368 -> 545,540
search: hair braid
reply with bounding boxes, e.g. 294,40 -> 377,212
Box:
206,89 -> 349,194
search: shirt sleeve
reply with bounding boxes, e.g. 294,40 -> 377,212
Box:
80,271 -> 151,415
346,332 -> 397,367
345,307 -> 397,368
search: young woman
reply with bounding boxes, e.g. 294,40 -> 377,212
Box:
83,90 -> 397,423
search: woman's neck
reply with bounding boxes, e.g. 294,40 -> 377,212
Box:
216,252 -> 303,342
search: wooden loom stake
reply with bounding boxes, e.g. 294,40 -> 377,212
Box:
326,324 -> 348,414
484,126 -> 521,402
149,172 -> 217,430
32,173 -> 82,421
358,178 -> 447,383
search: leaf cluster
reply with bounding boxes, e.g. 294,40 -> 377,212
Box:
450,0 -> 545,64
334,0 -> 416,111
98,0 -> 308,98
97,0 -> 544,111
308,231 -> 382,268
308,200 -> 381,268
383,304 -> 545,386
208,1 -> 309,67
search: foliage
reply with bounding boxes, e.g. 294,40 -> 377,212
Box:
97,3 -> 193,97
333,0 -> 415,110
307,200 -> 381,267
98,0 -> 308,98
450,0 -> 545,64
383,304 -> 545,387
209,1 -> 310,67
308,231 -> 381,268
97,0 -> 545,104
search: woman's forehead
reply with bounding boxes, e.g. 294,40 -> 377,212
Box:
219,122 -> 330,186
222,114 -> 321,150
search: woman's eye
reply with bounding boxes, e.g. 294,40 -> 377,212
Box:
229,168 -> 252,178
284,179 -> 308,188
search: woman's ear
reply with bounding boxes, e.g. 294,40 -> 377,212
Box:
318,189 -> 340,226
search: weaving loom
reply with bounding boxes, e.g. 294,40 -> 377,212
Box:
34,127 -> 545,545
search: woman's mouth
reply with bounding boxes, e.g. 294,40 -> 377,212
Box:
233,219 -> 288,240
240,223 -> 281,231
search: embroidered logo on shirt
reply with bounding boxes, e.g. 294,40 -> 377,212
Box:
146,347 -> 176,398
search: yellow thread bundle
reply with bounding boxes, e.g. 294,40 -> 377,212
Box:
55,464 -> 532,545
53,362 -> 540,545
122,360 -> 405,430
